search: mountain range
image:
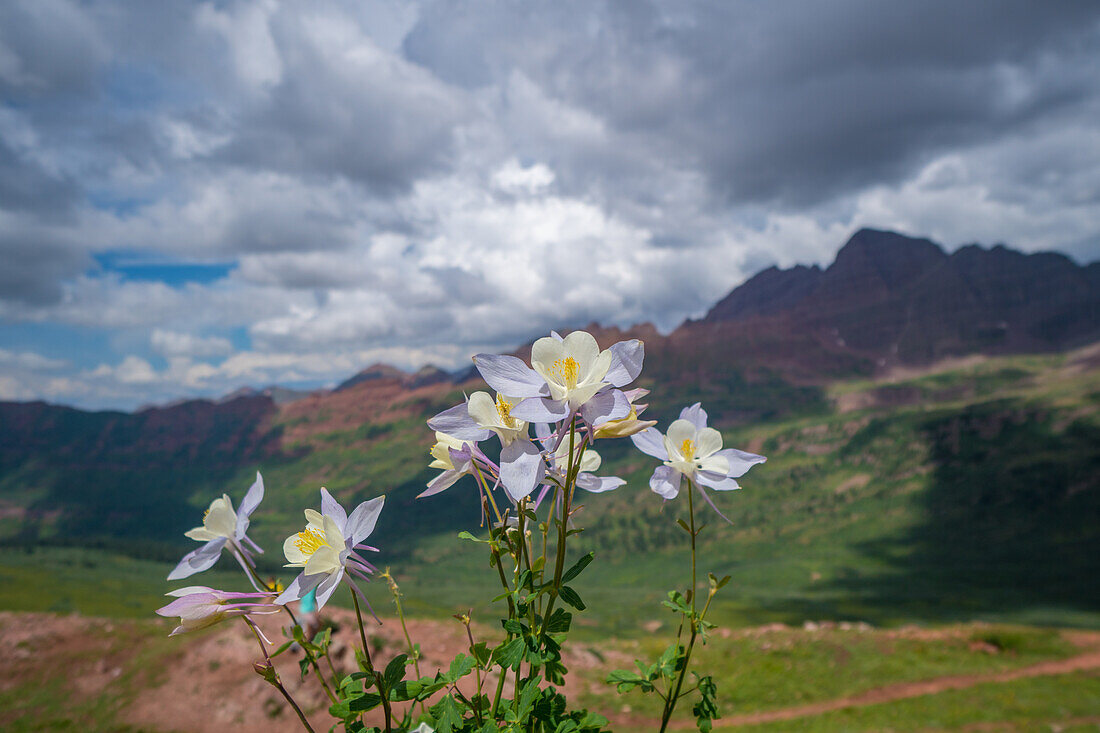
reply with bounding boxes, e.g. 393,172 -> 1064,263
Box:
2,228 -> 1099,622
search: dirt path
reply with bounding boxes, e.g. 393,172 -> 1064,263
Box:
708,636 -> 1100,728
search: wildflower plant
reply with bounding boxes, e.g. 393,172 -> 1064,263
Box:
157,329 -> 765,732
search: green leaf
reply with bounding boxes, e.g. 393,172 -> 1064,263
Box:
662,590 -> 691,615
677,518 -> 692,534
390,678 -> 423,701
558,585 -> 586,610
503,618 -> 525,635
458,530 -> 489,543
658,643 -> 686,676
471,641 -> 492,667
347,692 -> 383,713
269,639 -> 294,658
383,654 -> 408,687
432,695 -> 464,733
561,551 -> 594,583
606,669 -> 652,693
692,674 -> 719,732
545,607 -> 572,634
312,627 -> 332,651
517,569 -> 532,590
493,637 -> 527,670
447,653 -> 476,681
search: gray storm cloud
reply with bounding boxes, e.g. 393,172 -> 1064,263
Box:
0,0 -> 1099,408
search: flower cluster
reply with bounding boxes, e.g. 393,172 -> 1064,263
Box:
424,330 -> 651,505
160,477 -> 386,633
154,328 -> 768,733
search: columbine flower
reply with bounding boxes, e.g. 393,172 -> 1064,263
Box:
168,472 -> 265,586
421,432 -> 477,498
470,330 -> 644,424
538,423 -> 624,494
155,586 -> 278,636
531,330 -> 614,410
427,392 -> 545,503
275,488 -> 384,610
632,403 -> 766,520
592,387 -> 657,439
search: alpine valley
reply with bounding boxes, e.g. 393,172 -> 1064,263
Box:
3,228 -> 1099,631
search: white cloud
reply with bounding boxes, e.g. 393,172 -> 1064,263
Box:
0,347 -> 67,370
491,158 -> 555,195
150,329 -> 232,359
1,0 -> 1100,410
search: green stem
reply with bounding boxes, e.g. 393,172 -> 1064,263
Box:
539,420 -> 584,638
492,666 -> 509,716
473,462 -> 504,526
462,618 -> 485,725
351,590 -> 393,733
384,569 -> 425,716
324,650 -> 341,689
245,617 -> 317,733
660,478 -> 700,733
241,553 -> 336,704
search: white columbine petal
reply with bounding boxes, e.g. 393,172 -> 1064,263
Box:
499,439 -> 545,502
344,495 -> 385,547
235,472 -> 264,539
428,402 -> 493,442
605,339 -> 644,387
467,391 -> 528,445
580,388 -> 631,427
202,495 -> 237,539
679,403 -> 709,431
320,488 -> 348,528
631,427 -> 669,460
650,465 -> 682,499
509,396 -> 570,423
715,448 -> 768,477
472,353 -> 548,398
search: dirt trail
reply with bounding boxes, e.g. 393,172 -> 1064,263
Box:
704,633 -> 1100,729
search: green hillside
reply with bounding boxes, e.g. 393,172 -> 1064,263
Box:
2,346 -> 1098,632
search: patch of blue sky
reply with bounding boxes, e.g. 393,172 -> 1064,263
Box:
228,326 -> 252,352
0,322 -> 112,370
86,191 -> 157,218
104,62 -> 168,111
93,251 -> 236,286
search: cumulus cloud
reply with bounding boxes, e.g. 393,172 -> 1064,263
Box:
1,0 -> 1099,409
150,329 -> 233,359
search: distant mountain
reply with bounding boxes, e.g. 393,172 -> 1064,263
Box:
701,228 -> 1100,366
2,227 -> 1099,567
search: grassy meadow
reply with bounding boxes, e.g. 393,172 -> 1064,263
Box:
2,347 -> 1099,729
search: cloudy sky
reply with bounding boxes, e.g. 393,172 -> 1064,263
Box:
2,0 -> 1099,410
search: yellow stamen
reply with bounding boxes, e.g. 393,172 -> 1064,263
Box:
680,439 -> 695,460
551,357 -> 580,388
293,527 -> 326,556
495,394 -> 521,429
